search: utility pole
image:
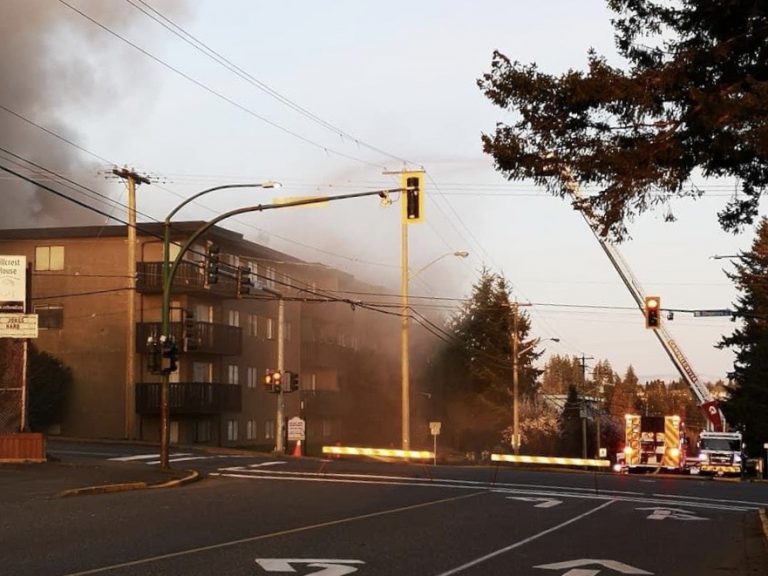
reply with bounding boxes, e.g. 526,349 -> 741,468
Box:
112,167 -> 150,440
275,297 -> 286,453
511,303 -> 520,455
579,354 -> 594,460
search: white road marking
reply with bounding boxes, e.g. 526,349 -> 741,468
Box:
433,501 -> 616,576
255,558 -> 364,574
535,558 -> 652,575
60,492 -> 482,576
636,507 -> 708,521
507,496 -> 562,508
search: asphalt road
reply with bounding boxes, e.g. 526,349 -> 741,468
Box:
9,441 -> 766,576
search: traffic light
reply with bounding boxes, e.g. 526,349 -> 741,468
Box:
237,266 -> 252,298
146,335 -> 162,374
183,309 -> 199,352
206,244 -> 220,285
284,371 -> 300,392
161,336 -> 178,373
644,296 -> 661,329
264,369 -> 282,393
401,171 -> 424,223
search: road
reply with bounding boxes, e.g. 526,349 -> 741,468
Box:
6,440 -> 766,576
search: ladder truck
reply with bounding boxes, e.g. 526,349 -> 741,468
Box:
561,175 -> 725,432
561,177 -> 746,474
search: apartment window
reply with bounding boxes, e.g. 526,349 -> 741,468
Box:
192,362 -> 213,383
264,420 -> 275,440
283,321 -> 292,342
228,310 -> 240,327
248,314 -> 258,337
265,317 -> 275,340
195,421 -> 211,443
322,420 -> 333,439
265,266 -> 276,289
227,364 -> 239,385
34,304 -> 64,329
246,419 -> 257,440
35,246 -> 64,271
226,420 -> 239,442
247,367 -> 259,389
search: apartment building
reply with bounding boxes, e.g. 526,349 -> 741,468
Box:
0,222 -> 400,453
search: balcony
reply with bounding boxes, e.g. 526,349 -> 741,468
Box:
137,321 -> 242,356
136,382 -> 241,415
136,261 -> 236,297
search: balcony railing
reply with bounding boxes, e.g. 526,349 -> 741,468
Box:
136,382 -> 241,415
137,321 -> 242,356
136,261 -> 237,297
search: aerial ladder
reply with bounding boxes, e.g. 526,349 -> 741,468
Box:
562,174 -> 724,431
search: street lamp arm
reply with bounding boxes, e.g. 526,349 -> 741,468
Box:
409,250 -> 469,280
164,182 -> 279,225
163,186 -> 397,330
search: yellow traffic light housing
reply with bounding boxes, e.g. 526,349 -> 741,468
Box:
401,171 -> 424,223
644,296 -> 661,329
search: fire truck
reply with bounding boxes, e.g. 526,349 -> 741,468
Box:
689,430 -> 744,476
620,414 -> 687,473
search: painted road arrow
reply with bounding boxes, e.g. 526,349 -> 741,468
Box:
535,559 -> 652,575
636,507 -> 707,521
507,496 -> 562,508
255,558 -> 364,574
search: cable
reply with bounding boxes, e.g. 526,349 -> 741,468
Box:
56,0 -> 387,170
127,0 -> 414,167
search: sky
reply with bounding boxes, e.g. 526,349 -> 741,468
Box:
0,0 -> 761,385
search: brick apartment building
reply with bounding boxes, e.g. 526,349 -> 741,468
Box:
0,222 -> 401,454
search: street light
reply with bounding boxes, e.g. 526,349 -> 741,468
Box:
509,306 -> 559,455
159,182 -> 278,469
158,185 -> 397,469
401,250 -> 468,451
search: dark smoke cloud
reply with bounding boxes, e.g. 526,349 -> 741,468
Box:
0,0 -> 189,228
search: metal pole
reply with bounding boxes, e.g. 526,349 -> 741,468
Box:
401,218 -> 410,451
276,297 -> 285,453
160,219 -> 172,469
433,433 -> 437,466
125,175 -> 137,440
512,303 -> 520,455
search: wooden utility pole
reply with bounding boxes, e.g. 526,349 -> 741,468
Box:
112,168 -> 150,439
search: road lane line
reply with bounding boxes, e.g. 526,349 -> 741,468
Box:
60,491 -> 485,576
432,500 -> 616,576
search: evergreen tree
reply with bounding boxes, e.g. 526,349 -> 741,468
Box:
541,355 -> 583,395
437,268 -> 541,451
717,217 -> 768,453
27,344 -> 71,432
559,385 -> 582,457
478,1 -> 768,241
608,365 -> 640,417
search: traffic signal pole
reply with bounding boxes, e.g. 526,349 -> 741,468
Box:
276,297 -> 286,453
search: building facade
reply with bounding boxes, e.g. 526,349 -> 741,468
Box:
0,222 -> 400,453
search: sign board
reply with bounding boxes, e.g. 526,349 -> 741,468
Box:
764,443 -> 768,450
429,421 -> 442,436
287,417 -> 305,441
599,447 -> 607,458
0,256 -> 26,313
0,314 -> 38,338
693,309 -> 732,317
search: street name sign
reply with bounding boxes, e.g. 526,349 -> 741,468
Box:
0,314 -> 38,338
693,309 -> 732,317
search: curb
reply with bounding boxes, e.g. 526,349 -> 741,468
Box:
58,469 -> 200,498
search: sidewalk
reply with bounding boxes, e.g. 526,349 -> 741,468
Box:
0,456 -> 198,502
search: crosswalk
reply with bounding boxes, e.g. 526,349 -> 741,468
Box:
109,452 -> 221,466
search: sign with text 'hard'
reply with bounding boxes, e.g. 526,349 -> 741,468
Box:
0,314 -> 38,338
0,256 -> 25,313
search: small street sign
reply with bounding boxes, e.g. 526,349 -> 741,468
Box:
0,314 -> 38,339
429,421 -> 442,436
287,417 -> 306,441
693,309 -> 732,317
